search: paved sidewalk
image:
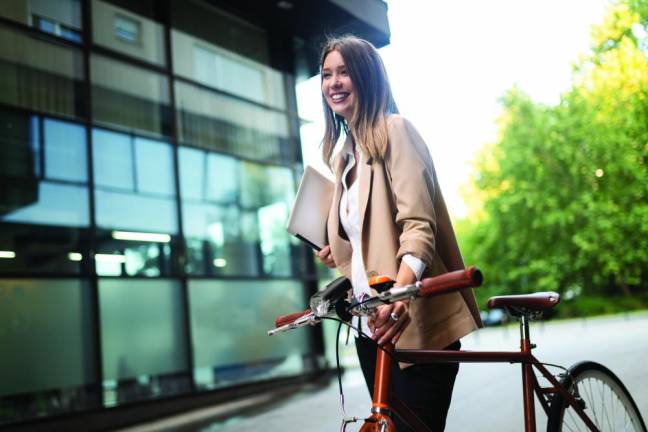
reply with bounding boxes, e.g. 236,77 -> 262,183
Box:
122,312 -> 648,432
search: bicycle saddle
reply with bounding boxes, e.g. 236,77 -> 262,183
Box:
487,292 -> 560,316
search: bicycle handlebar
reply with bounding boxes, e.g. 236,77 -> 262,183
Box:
269,267 -> 482,334
419,266 -> 483,297
275,308 -> 311,328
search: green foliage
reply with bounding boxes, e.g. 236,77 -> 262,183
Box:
458,0 -> 648,313
556,294 -> 648,318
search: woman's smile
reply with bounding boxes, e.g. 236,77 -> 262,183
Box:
322,50 -> 355,119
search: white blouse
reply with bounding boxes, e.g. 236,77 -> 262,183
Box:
339,143 -> 425,337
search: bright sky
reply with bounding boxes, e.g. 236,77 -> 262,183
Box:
297,0 -> 609,219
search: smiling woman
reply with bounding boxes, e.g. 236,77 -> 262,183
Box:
315,35 -> 482,432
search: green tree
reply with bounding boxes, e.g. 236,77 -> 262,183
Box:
459,0 -> 648,310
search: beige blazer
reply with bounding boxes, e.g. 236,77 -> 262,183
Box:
327,115 -> 483,354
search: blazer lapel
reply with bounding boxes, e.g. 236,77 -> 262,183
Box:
326,146 -> 353,275
358,154 -> 373,238
329,152 -> 346,241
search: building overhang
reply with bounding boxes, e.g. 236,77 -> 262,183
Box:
215,0 -> 391,76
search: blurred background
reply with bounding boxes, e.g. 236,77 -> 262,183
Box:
0,0 -> 646,431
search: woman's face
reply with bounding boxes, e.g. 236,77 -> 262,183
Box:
321,50 -> 355,120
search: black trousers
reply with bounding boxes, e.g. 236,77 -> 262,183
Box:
355,336 -> 460,432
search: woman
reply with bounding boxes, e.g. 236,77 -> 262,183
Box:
316,35 -> 483,431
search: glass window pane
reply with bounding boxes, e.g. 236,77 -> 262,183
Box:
0,0 -> 82,43
3,181 -> 89,227
0,111 -> 90,275
240,163 -> 295,277
258,201 -> 291,276
0,27 -> 85,118
188,279 -> 309,389
93,128 -> 178,277
178,146 -> 204,201
92,0 -> 166,66
92,128 -> 134,191
0,223 -> 88,274
170,0 -> 269,65
134,137 -> 175,196
206,152 -> 239,203
44,118 -> 87,182
240,162 -> 294,208
172,30 -> 286,109
0,278 -> 97,422
180,155 -> 296,277
99,278 -> 189,405
91,54 -> 170,137
95,189 -> 177,233
0,111 -> 39,208
175,81 -> 292,164
93,128 -> 177,232
114,16 -> 140,43
182,203 -> 259,276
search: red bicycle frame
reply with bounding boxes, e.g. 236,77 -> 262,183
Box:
363,314 -> 599,432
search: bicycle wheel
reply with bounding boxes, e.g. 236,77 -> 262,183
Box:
547,361 -> 647,432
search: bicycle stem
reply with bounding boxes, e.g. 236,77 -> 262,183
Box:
349,282 -> 421,316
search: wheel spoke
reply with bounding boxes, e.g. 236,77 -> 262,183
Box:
586,378 -> 601,427
549,363 -> 645,432
566,407 -> 583,432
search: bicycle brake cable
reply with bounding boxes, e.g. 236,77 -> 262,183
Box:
320,316 -> 396,430
335,319 -> 346,416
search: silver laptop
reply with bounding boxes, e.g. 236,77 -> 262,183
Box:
287,166 -> 334,251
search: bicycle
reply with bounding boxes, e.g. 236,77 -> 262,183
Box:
268,267 -> 647,432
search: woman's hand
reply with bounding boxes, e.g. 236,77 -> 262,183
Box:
368,300 -> 411,345
316,245 -> 336,268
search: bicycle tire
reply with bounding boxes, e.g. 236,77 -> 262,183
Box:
547,361 -> 647,432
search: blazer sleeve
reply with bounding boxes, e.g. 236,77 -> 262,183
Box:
384,116 -> 438,268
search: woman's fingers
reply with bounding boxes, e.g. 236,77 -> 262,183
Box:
372,307 -> 391,330
316,245 -> 336,268
317,245 -> 331,257
371,301 -> 410,345
379,315 -> 411,345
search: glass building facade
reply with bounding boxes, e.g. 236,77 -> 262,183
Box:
0,0 -> 389,428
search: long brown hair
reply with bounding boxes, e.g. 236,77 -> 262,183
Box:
320,35 -> 399,169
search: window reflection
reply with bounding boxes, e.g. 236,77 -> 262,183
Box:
92,128 -> 134,191
170,0 -> 270,66
92,0 -> 166,66
179,147 -> 296,277
44,118 -> 87,182
0,27 -> 85,118
91,55 -> 171,137
0,111 -> 89,274
5,182 -> 89,227
0,0 -> 82,43
98,278 -> 190,405
92,128 -> 178,276
188,279 -> 309,389
0,278 -> 98,422
134,137 -> 175,196
172,30 -> 286,109
175,81 -> 292,164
